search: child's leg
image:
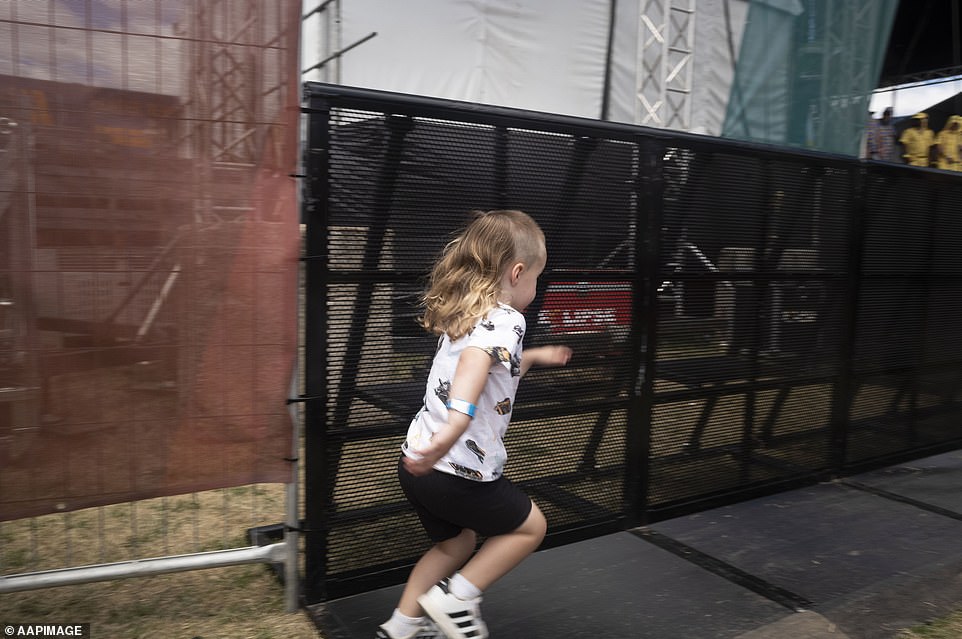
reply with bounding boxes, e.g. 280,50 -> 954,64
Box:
397,527 -> 477,617
457,501 -> 546,591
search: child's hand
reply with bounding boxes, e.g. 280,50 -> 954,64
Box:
403,448 -> 442,476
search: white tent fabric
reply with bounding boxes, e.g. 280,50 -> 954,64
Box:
303,0 -> 751,134
331,0 -> 611,118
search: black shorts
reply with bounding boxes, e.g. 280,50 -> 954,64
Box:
398,457 -> 533,542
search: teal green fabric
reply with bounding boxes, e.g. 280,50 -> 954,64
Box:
722,0 -> 898,156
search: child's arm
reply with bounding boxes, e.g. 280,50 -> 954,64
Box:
520,345 -> 572,376
403,346 -> 492,476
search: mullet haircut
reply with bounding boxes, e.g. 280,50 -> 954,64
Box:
420,210 -> 544,340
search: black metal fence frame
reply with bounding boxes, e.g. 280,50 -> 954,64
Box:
300,83 -> 962,603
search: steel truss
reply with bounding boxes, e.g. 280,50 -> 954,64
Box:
0,114 -> 40,471
636,0 -> 696,130
180,0 -> 292,222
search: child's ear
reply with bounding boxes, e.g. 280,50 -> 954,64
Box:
510,262 -> 525,284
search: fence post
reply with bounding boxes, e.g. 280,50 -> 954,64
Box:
285,372 -> 301,612
302,93 -> 331,605
829,164 -> 867,472
624,135 -> 663,528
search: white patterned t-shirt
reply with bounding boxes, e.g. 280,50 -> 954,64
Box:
402,303 -> 525,481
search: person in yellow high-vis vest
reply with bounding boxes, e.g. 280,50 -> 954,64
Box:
899,113 -> 935,167
935,115 -> 962,171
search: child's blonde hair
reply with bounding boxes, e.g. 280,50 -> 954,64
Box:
421,210 -> 545,340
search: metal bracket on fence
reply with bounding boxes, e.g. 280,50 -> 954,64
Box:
286,394 -> 322,404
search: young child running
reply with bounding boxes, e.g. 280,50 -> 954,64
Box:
376,210 -> 572,639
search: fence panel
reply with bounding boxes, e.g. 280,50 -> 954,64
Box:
0,1 -> 301,613
302,90 -> 650,602
302,83 -> 962,603
647,140 -> 857,518
846,166 -> 962,466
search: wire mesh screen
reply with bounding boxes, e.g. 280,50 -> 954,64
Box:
306,96 -> 643,600
848,167 -> 962,463
648,143 -> 853,512
0,0 -> 301,521
303,84 -> 962,602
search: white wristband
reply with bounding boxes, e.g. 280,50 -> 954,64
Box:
445,398 -> 477,418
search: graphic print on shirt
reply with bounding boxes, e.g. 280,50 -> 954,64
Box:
403,430 -> 431,453
403,305 -> 525,482
434,378 -> 451,404
484,346 -> 523,377
510,352 -> 521,377
485,346 -> 511,365
449,461 -> 483,480
465,439 -> 486,464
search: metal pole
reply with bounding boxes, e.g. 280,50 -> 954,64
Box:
302,31 -> 377,75
285,369 -> 301,612
0,544 -> 287,594
302,95 -> 332,605
600,0 -> 618,120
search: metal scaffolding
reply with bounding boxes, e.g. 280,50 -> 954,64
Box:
636,0 -> 696,130
179,0 -> 293,223
0,112 -> 40,471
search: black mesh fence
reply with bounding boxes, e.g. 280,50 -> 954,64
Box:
846,166 -> 962,465
301,84 -> 962,602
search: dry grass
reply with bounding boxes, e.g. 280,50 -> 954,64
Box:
0,564 -> 320,639
1,486 -> 288,571
897,611 -> 962,639
0,484 -> 321,639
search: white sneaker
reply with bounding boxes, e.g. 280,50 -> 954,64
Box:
417,582 -> 489,639
375,618 -> 442,639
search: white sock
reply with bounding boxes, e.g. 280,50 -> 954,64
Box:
448,572 -> 482,600
381,608 -> 423,639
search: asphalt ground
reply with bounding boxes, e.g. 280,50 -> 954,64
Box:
312,448 -> 962,639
